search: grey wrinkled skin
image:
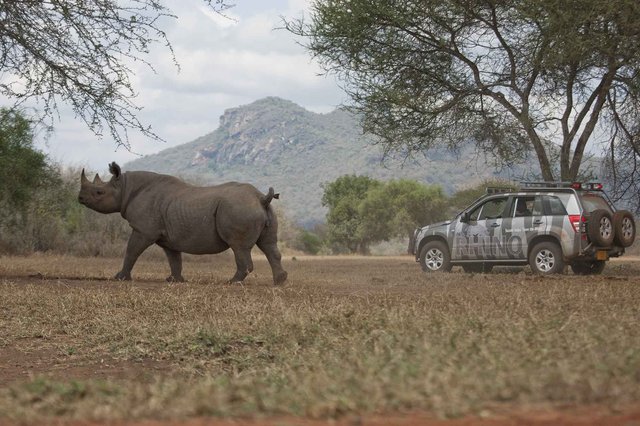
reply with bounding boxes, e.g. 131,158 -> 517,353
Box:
78,162 -> 287,285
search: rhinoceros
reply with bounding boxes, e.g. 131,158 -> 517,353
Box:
78,162 -> 288,285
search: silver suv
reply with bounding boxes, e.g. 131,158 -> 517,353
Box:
410,182 -> 636,275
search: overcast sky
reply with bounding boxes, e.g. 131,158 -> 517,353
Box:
26,0 -> 345,171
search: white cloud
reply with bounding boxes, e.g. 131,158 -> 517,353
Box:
7,0 -> 345,170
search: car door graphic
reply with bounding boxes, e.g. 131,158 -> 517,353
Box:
502,195 -> 546,259
452,196 -> 508,260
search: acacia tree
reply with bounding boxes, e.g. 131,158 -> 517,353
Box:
286,0 -> 640,190
0,0 -> 232,148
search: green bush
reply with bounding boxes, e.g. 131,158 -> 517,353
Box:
0,166 -> 131,256
297,231 -> 323,255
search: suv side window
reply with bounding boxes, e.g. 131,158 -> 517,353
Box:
477,197 -> 508,220
579,193 -> 613,214
511,196 -> 543,217
543,195 -> 568,215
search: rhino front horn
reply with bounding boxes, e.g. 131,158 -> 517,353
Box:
81,168 -> 89,184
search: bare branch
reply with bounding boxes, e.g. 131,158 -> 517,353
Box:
0,0 -> 234,149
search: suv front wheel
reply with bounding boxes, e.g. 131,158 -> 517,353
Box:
419,241 -> 452,273
529,241 -> 565,274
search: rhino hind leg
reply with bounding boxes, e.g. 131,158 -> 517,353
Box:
229,247 -> 254,283
162,247 -> 185,282
257,240 -> 287,285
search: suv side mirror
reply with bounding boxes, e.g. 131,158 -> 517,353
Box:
461,212 -> 470,223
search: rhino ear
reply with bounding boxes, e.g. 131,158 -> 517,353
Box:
108,162 -> 121,179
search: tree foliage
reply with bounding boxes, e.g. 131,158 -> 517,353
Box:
322,175 -> 381,253
0,0 -> 232,148
322,175 -> 446,253
0,108 -> 133,254
297,230 -> 324,255
359,179 -> 447,241
287,0 -> 640,194
0,108 -> 51,209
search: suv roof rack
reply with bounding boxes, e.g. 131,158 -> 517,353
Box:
485,186 -> 513,194
520,181 -> 573,188
520,181 -> 604,191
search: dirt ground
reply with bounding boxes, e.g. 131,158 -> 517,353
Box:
1,255 -> 640,425
9,406 -> 640,426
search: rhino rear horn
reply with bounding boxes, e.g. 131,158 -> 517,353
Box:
109,162 -> 121,178
93,173 -> 103,184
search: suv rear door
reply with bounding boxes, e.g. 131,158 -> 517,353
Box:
502,195 -> 546,260
540,192 -> 583,256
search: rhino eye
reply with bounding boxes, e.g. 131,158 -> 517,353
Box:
96,189 -> 105,196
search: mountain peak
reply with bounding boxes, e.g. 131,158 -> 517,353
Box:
219,97 -> 307,128
195,97 -> 319,168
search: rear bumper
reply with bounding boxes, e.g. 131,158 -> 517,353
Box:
571,245 -> 625,262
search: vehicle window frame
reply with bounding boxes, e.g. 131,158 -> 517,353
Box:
474,196 -> 509,221
578,192 -> 614,214
542,194 -> 569,216
511,195 -> 542,217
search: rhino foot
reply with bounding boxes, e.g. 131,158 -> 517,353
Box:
114,271 -> 132,281
274,271 -> 288,285
166,275 -> 185,283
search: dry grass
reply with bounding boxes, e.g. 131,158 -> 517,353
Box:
0,254 -> 639,422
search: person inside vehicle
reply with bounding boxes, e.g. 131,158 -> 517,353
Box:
515,199 -> 531,217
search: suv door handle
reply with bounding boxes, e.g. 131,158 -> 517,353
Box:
490,223 -> 500,228
533,220 -> 543,225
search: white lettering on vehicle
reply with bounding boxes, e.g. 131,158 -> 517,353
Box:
454,235 -> 523,258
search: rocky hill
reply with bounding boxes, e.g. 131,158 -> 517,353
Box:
125,97 -> 525,226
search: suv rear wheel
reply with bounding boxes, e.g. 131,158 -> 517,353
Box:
570,260 -> 606,275
419,241 -> 452,273
529,241 -> 565,274
587,209 -> 614,246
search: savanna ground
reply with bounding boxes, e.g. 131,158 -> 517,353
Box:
1,253 -> 640,425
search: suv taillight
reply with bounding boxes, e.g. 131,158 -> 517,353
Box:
569,214 -> 586,234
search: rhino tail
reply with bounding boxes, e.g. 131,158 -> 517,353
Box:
261,187 -> 280,207
261,187 -> 280,228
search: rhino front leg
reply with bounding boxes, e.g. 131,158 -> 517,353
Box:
229,247 -> 254,284
162,247 -> 185,282
115,230 -> 154,281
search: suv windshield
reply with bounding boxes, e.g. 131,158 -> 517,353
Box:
580,193 -> 612,213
